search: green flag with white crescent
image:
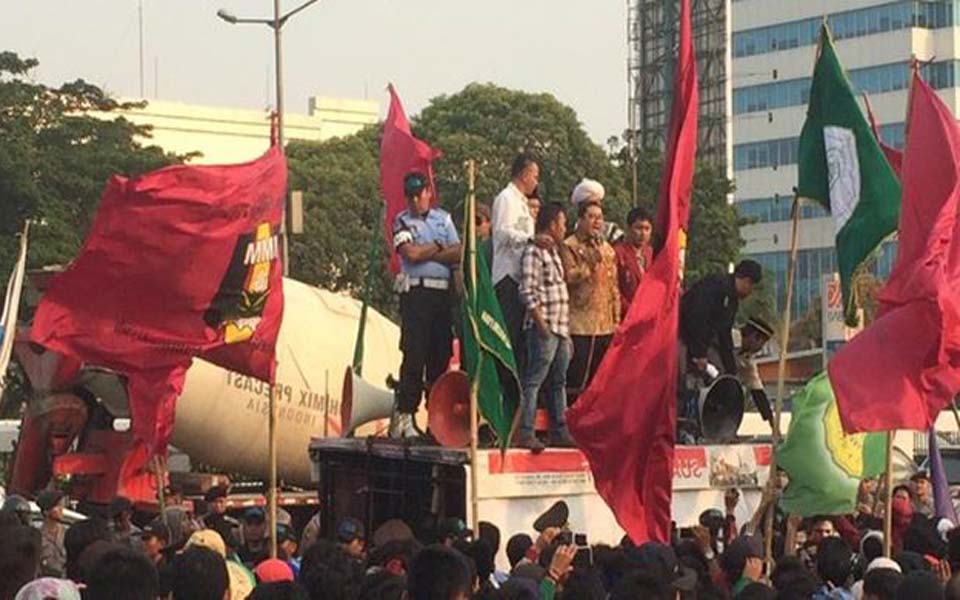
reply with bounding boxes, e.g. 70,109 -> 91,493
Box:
461,191 -> 520,449
776,372 -> 887,516
796,24 -> 901,324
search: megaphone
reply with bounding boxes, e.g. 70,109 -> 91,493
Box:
340,367 -> 396,436
699,374 -> 745,443
427,370 -> 471,448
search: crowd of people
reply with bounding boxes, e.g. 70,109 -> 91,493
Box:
3,471 -> 960,599
389,152 -> 769,448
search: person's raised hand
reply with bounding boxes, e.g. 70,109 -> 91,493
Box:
548,544 -> 577,583
534,234 -> 555,250
936,559 -> 953,585
691,525 -> 713,555
536,526 -> 560,551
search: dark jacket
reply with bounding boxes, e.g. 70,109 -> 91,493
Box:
679,273 -> 738,374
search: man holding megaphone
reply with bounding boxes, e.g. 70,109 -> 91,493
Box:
677,260 -> 772,442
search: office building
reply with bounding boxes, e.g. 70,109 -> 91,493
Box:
634,0 -> 959,319
97,96 -> 379,164
733,0 -> 959,319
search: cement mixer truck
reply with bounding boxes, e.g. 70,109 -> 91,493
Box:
8,276 -> 403,505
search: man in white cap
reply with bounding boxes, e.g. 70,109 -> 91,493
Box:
570,178 -> 624,244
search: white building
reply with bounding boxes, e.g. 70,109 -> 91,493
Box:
99,96 -> 379,164
731,0 -> 956,316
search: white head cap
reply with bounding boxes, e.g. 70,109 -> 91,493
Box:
866,557 -> 902,574
571,178 -> 605,206
938,517 -> 955,541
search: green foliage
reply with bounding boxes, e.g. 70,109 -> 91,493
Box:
286,127 -> 397,316
0,51 -> 182,276
414,83 -> 631,224
611,145 -> 743,282
687,162 -> 742,282
739,276 -> 778,328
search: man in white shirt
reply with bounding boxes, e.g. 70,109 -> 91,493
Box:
492,154 -> 540,373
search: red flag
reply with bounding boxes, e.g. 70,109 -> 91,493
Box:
829,73 -> 960,432
30,146 -> 287,452
566,0 -> 697,544
380,84 -> 442,274
864,93 -> 903,178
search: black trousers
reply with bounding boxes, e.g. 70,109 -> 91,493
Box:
567,334 -> 613,402
398,286 -> 453,414
494,276 -> 526,375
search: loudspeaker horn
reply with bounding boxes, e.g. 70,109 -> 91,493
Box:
699,374 -> 745,443
340,366 -> 396,436
427,370 -> 471,448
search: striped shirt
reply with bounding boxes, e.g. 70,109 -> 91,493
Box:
519,243 -> 569,337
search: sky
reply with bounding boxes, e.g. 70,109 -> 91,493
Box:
3,0 -> 629,144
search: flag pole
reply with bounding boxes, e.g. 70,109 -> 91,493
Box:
764,193 -> 802,567
352,203 -> 384,377
883,430 -> 895,556
878,57 -> 919,560
465,159 -> 481,537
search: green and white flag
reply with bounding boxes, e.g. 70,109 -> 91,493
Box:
461,188 -> 521,449
796,25 -> 901,324
776,372 -> 887,516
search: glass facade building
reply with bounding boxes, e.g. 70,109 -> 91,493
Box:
733,123 -> 904,171
733,1 -> 957,59
736,196 -> 829,224
748,241 -> 898,318
734,60 -> 960,115
730,1 -> 957,316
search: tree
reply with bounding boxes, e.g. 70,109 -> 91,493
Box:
414,83 -> 632,224
0,51 -> 182,277
612,145 -> 742,283
286,126 -> 397,315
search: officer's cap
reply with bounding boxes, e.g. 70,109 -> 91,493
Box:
403,172 -> 429,198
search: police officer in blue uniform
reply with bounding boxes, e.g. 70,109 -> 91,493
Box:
390,172 -> 462,438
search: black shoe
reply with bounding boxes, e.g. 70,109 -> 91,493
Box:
516,436 -> 546,454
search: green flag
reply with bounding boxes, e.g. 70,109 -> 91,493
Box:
796,25 -> 901,324
776,372 -> 887,516
461,189 -> 521,449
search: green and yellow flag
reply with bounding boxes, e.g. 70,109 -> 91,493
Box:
776,372 -> 887,516
461,185 -> 520,449
796,24 -> 901,324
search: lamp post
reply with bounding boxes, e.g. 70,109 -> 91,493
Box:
216,0 -> 319,154
216,0 -> 319,560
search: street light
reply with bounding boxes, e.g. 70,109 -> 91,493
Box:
215,0 -> 320,561
216,0 -> 320,152
215,9 -> 239,24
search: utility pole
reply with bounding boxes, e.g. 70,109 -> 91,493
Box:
138,0 -> 145,98
216,0 -> 320,560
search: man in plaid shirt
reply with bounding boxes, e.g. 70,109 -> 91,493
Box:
517,201 -> 577,453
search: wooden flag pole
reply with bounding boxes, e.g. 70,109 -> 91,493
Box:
883,430 -> 895,557
877,56 -> 920,561
351,204 -> 383,377
153,455 -> 166,513
466,159 -> 481,537
764,194 -> 802,567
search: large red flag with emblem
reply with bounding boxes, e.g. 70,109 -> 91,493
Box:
829,72 -> 960,433
566,0 -> 697,543
380,84 -> 441,274
30,145 -> 286,452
